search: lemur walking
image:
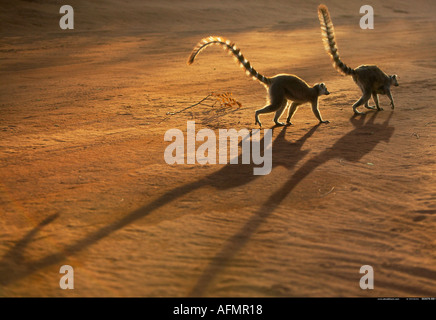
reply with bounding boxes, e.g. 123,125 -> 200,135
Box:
188,36 -> 330,127
318,4 -> 399,115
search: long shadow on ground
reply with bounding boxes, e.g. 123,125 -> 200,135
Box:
0,113 -> 394,294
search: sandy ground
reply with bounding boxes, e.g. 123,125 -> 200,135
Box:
0,0 -> 435,297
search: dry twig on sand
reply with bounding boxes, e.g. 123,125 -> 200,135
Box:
160,92 -> 242,124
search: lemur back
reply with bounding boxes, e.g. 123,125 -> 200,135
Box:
188,36 -> 330,126
318,4 -> 399,114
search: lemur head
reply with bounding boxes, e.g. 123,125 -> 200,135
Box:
316,83 -> 330,95
390,75 -> 399,87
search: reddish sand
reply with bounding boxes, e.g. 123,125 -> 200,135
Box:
0,0 -> 435,296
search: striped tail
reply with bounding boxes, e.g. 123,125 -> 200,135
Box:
187,36 -> 271,86
318,5 -> 355,76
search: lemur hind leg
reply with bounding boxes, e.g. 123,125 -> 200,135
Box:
255,102 -> 284,127
365,92 -> 381,110
372,92 -> 383,111
364,100 -> 376,110
273,100 -> 288,126
352,92 -> 371,115
255,86 -> 285,127
286,102 -> 300,125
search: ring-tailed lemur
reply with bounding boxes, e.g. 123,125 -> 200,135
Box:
318,4 -> 399,114
188,36 -> 330,126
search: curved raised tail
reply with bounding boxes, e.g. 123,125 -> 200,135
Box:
318,5 -> 355,76
188,36 -> 271,86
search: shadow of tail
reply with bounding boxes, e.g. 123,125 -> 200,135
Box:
0,181 -> 204,286
189,112 -> 395,296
